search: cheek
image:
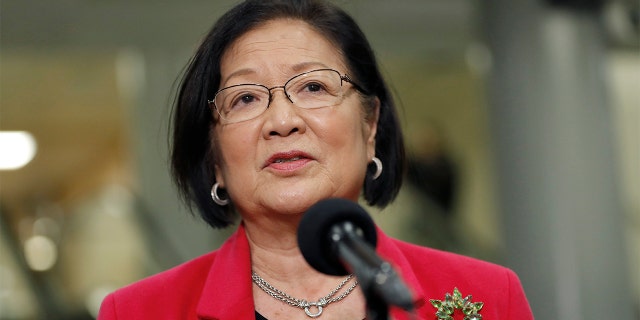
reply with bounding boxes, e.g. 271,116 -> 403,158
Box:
318,114 -> 371,161
214,126 -> 259,177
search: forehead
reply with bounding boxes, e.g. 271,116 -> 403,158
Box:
219,19 -> 347,82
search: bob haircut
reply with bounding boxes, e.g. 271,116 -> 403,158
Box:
171,0 -> 405,229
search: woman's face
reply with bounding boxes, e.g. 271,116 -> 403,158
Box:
213,19 -> 378,218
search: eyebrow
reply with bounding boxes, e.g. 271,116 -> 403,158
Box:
221,61 -> 332,86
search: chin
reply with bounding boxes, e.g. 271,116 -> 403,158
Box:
258,180 -> 361,213
270,196 -> 318,215
264,192 -> 322,214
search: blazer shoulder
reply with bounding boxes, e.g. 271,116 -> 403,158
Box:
99,250 -> 219,319
387,238 -> 533,318
391,238 -> 509,274
388,237 -> 520,295
124,250 -> 217,293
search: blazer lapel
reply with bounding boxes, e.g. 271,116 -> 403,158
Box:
376,227 -> 428,319
197,224 -> 255,320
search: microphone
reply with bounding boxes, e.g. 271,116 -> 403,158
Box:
297,198 -> 414,311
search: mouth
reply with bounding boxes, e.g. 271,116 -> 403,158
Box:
264,151 -> 314,170
272,155 -> 305,163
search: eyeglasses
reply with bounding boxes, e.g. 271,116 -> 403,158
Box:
208,68 -> 365,124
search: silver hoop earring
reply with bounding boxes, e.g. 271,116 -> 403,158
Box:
371,157 -> 383,180
211,182 -> 229,206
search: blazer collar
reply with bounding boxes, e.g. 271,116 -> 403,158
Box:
375,227 -> 428,318
197,223 -> 255,319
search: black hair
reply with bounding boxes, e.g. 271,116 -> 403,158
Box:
171,0 -> 405,228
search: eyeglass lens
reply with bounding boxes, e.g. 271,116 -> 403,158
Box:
213,69 -> 346,123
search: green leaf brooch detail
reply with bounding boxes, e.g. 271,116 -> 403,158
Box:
430,288 -> 484,320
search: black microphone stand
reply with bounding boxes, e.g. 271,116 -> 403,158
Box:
331,222 -> 414,320
364,290 -> 389,320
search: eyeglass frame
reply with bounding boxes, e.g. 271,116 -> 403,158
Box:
207,68 -> 368,124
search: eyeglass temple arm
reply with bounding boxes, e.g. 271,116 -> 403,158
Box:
341,75 -> 368,95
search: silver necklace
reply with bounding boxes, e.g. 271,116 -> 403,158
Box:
251,271 -> 358,318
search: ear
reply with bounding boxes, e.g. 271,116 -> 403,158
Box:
365,98 -> 380,160
214,164 -> 225,188
210,125 -> 226,188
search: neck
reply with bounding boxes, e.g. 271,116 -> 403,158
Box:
243,216 -> 316,280
242,217 -> 366,319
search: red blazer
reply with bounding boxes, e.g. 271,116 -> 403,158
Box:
99,223 -> 533,319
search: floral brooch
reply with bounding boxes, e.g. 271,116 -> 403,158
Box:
430,288 -> 484,320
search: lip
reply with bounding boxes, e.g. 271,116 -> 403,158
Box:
263,150 -> 315,172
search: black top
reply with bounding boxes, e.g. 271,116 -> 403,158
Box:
256,311 -> 367,319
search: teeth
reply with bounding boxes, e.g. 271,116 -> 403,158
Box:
274,156 -> 302,163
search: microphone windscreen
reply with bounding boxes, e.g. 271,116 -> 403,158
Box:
297,198 -> 377,275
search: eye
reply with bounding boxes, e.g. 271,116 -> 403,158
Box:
228,92 -> 261,110
239,94 -> 256,104
223,87 -> 269,113
304,82 -> 325,92
297,80 -> 332,96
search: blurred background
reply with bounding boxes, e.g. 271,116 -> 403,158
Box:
1,0 -> 638,319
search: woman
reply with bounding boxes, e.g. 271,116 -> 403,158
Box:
99,1 -> 533,319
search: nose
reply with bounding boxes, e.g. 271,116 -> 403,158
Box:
262,88 -> 306,138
